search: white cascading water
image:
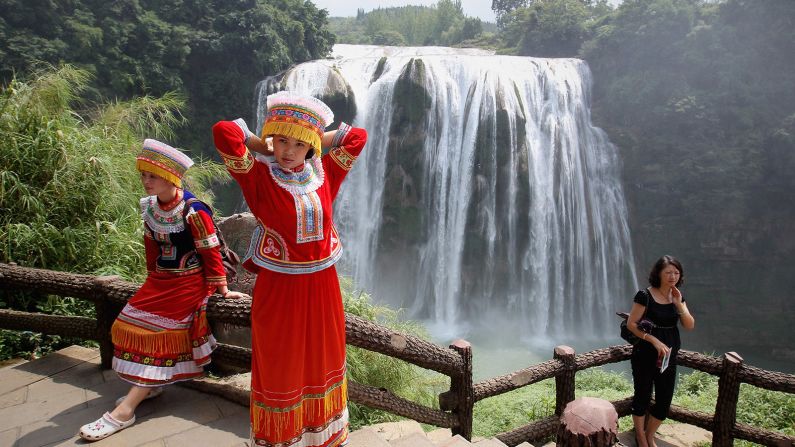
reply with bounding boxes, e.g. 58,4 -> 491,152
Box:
254,44 -> 637,342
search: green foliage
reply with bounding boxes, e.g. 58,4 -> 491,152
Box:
579,0 -> 795,356
492,0 -> 795,356
327,3 -> 485,47
473,378 -> 555,436
673,370 -> 795,444
0,0 -> 335,157
2,65 -> 145,277
501,0 -> 597,56
372,30 -> 407,46
341,277 -> 448,429
0,66 -> 227,360
473,368 -> 795,440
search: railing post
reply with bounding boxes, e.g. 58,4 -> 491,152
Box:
554,345 -> 576,416
449,339 -> 473,440
713,351 -> 743,447
93,275 -> 121,369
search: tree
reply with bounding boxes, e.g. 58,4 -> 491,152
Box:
509,0 -> 592,56
492,0 -> 529,28
372,30 -> 407,46
0,0 -> 335,155
461,17 -> 484,41
329,4 -> 476,47
433,0 -> 465,42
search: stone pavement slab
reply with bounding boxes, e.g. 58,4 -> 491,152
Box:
0,346 -> 250,447
347,427 -> 392,447
656,423 -> 712,446
0,346 -> 97,396
439,434 -> 477,446
390,432 -> 437,447
369,419 -> 425,441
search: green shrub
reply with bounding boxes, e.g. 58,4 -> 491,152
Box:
341,277 -> 449,429
472,366 -> 795,441
0,65 -> 227,360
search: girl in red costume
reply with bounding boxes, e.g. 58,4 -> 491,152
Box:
213,91 -> 367,447
79,139 -> 247,441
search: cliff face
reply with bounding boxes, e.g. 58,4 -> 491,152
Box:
615,121 -> 795,368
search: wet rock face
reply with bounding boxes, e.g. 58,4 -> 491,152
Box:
379,58 -> 432,254
321,68 -> 357,126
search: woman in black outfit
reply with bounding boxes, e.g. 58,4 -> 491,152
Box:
628,255 -> 695,447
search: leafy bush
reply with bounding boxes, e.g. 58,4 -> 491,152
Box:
0,65 -> 227,360
341,277 -> 449,429
674,370 -> 795,444
472,366 -> 795,441
473,378 -> 556,436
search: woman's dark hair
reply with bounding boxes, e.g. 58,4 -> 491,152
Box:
648,255 -> 684,288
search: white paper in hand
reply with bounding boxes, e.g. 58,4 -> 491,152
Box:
660,349 -> 671,373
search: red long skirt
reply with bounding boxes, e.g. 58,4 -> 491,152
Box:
111,271 -> 216,386
250,266 -> 348,447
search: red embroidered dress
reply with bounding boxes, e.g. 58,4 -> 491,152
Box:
213,120 -> 367,447
111,190 -> 226,386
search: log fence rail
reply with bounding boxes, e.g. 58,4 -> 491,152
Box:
1,263 -> 793,447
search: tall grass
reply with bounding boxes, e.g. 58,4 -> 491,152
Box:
0,65 -> 228,359
472,367 -> 795,445
341,277 -> 449,429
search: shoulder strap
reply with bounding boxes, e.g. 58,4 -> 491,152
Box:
182,197 -> 232,248
182,197 -> 203,215
642,288 -> 651,319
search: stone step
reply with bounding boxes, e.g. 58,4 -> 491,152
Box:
369,420 -> 426,442
391,432 -> 438,447
347,421 -> 514,447
472,438 -> 509,446
348,427 -> 392,447
436,434 -> 476,446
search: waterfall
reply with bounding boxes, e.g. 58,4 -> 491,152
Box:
254,44 -> 637,341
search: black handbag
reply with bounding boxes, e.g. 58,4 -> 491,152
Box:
617,289 -> 655,345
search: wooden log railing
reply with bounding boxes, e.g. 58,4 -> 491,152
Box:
2,262 -> 795,446
0,263 -> 470,436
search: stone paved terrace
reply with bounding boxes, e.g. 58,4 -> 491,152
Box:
0,346 -> 712,447
0,345 -> 249,447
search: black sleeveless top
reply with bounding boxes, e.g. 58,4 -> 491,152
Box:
633,288 -> 684,355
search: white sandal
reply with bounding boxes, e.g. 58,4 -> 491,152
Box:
79,411 -> 136,441
115,386 -> 164,407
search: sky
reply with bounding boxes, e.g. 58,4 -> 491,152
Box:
310,0 -> 498,23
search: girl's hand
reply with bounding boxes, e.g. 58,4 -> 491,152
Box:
223,291 -> 250,300
245,135 -> 272,155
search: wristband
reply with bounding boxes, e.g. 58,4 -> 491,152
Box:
221,290 -> 229,298
642,333 -> 648,341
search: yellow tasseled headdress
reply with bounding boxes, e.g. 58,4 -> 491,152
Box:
261,91 -> 334,159
135,139 -> 194,187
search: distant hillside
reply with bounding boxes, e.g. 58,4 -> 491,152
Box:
327,2 -> 495,47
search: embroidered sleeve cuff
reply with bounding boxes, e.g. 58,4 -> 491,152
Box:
205,276 -> 228,286
329,145 -> 357,171
213,121 -> 255,173
194,234 -> 221,249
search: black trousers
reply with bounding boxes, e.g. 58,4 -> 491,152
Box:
631,345 -> 677,420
